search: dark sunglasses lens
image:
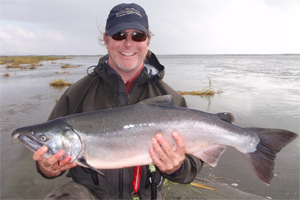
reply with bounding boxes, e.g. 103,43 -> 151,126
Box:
132,32 -> 147,42
111,32 -> 147,42
112,32 -> 126,41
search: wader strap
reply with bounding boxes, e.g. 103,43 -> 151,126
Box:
149,163 -> 157,200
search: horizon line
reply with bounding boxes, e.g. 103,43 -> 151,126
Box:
1,53 -> 299,57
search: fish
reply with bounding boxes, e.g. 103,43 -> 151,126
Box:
12,95 -> 298,184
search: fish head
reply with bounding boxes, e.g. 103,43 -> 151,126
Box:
12,120 -> 82,162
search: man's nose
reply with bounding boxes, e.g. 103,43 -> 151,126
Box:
123,35 -> 135,47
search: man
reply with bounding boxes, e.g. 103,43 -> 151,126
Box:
33,3 -> 203,199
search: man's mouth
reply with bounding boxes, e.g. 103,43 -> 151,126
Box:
121,52 -> 136,56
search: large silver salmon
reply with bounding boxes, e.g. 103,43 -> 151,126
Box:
12,95 -> 298,184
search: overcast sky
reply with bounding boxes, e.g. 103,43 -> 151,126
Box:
1,0 -> 299,55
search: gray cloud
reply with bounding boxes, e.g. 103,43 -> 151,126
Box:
1,0 -> 299,55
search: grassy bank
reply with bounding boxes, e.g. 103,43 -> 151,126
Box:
61,64 -> 82,68
1,56 -> 69,69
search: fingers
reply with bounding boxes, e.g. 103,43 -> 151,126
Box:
43,150 -> 65,167
171,132 -> 186,156
33,146 -> 48,161
33,146 -> 77,177
149,132 -> 186,174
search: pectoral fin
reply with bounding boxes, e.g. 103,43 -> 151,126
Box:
77,157 -> 106,177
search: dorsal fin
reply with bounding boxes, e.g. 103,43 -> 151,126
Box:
138,95 -> 173,106
216,112 -> 234,123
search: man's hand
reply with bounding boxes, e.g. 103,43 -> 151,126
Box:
33,146 -> 77,177
149,132 -> 186,174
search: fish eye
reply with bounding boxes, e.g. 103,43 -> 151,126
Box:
40,135 -> 47,141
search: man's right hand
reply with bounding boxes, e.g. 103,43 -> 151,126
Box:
33,146 -> 77,177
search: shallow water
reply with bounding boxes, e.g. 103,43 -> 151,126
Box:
160,54 -> 300,199
0,55 -> 299,199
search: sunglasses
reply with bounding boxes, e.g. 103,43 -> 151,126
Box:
111,31 -> 148,42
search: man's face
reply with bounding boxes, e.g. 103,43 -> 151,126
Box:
104,29 -> 150,74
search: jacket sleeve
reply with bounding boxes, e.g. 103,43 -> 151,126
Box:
163,155 -> 203,184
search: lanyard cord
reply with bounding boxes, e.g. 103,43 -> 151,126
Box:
132,165 -> 158,200
132,166 -> 142,197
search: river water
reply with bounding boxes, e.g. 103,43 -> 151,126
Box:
1,54 -> 299,199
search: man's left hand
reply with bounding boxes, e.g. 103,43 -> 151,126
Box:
149,131 -> 186,174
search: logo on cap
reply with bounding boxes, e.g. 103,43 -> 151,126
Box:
116,8 -> 142,18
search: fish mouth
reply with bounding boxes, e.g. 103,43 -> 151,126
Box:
17,135 -> 43,152
12,129 -> 42,152
13,132 -> 53,156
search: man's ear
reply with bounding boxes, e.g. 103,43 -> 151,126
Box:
147,36 -> 151,46
103,34 -> 108,46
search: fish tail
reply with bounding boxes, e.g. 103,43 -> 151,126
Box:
242,128 -> 298,184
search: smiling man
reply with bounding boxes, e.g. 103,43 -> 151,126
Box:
104,28 -> 149,82
33,3 -> 203,199
103,4 -> 152,86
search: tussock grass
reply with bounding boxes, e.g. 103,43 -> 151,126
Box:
5,63 -> 40,69
5,64 -> 22,69
49,79 -> 73,88
61,64 -> 82,68
178,90 -> 216,96
55,71 -> 70,74
3,73 -> 10,77
178,77 -> 222,97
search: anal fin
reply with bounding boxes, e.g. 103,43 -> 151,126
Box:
193,145 -> 227,167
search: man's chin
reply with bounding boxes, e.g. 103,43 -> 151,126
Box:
117,63 -> 140,73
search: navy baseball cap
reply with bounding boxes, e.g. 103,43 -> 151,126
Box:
105,3 -> 149,36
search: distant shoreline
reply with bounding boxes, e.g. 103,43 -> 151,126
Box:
1,53 -> 299,57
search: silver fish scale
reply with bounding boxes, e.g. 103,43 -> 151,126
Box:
63,103 -> 259,169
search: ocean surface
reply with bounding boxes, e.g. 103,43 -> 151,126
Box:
1,54 -> 299,199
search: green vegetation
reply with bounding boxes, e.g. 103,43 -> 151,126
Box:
178,77 -> 222,97
0,56 -> 69,69
61,64 -> 82,68
49,78 -> 73,88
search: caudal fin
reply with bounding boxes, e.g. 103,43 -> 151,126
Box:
242,128 -> 298,184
